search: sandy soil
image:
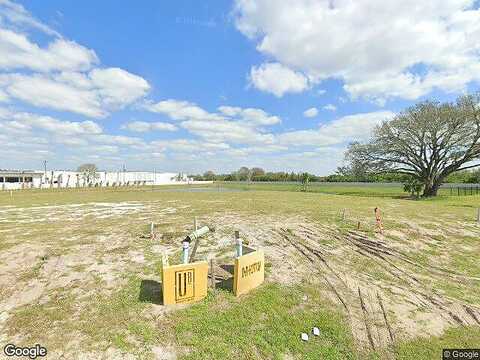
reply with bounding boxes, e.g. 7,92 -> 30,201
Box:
0,201 -> 479,359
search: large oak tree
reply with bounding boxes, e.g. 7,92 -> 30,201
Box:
343,93 -> 480,196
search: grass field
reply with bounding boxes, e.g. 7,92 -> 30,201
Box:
218,181 -> 460,197
0,183 -> 479,359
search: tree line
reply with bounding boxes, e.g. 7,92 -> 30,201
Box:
195,92 -> 480,197
193,167 -> 480,184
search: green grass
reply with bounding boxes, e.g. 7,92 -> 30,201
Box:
6,288 -> 76,349
167,284 -> 356,360
220,181 -> 407,197
219,181 -> 459,198
74,275 -> 162,357
2,184 -> 480,359
395,326 -> 480,360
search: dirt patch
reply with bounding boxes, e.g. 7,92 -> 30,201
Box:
1,200 -> 479,358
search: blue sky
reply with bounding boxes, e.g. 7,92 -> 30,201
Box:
1,0 -> 479,175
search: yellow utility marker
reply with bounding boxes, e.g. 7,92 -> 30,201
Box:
162,261 -> 208,305
233,248 -> 265,296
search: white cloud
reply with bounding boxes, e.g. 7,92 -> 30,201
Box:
0,107 -> 155,166
303,107 -> 318,118
92,134 -> 145,147
0,29 -> 98,72
234,0 -> 480,102
89,68 -> 150,107
2,73 -> 103,117
144,99 -> 281,144
0,4 -> 150,117
0,88 -> 8,102
277,111 -> 395,147
249,62 -> 310,97
88,145 -> 119,154
0,110 -> 102,135
181,118 -> 275,145
0,104 -> 394,175
151,139 -> 230,153
0,69 -> 150,118
218,106 -> 281,125
323,104 -> 337,112
0,0 -> 60,36
122,121 -> 178,132
143,99 -> 222,121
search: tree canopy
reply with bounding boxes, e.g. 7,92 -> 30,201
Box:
343,93 -> 480,196
77,163 -> 99,184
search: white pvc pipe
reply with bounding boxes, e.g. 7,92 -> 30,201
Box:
182,241 -> 190,264
236,238 -> 243,258
185,226 -> 210,242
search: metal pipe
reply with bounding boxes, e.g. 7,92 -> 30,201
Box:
235,230 -> 242,258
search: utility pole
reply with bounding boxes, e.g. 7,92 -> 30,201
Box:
43,160 -> 47,185
152,168 -> 156,191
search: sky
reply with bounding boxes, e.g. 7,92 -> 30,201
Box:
1,0 -> 479,175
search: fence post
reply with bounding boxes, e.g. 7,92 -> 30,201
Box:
150,222 -> 155,240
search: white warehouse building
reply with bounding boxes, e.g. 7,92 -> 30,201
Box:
0,170 -> 194,190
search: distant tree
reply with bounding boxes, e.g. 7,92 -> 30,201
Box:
173,173 -> 184,181
77,164 -> 99,185
336,163 -> 370,182
468,169 -> 480,183
343,93 -> 480,197
203,171 -> 215,181
251,167 -> 265,178
235,167 -> 250,181
300,172 -> 310,192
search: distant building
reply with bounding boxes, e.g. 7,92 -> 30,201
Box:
0,170 -> 196,190
0,170 -> 43,190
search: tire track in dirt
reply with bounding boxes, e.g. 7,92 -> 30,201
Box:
346,231 -> 480,282
377,292 -> 395,342
340,230 -> 480,328
341,233 -> 468,326
277,228 -> 350,313
276,227 -> 394,352
204,214 -> 478,352
272,223 -> 480,354
358,287 -> 376,351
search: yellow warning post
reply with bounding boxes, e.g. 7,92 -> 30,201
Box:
162,261 -> 208,305
233,249 -> 264,296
